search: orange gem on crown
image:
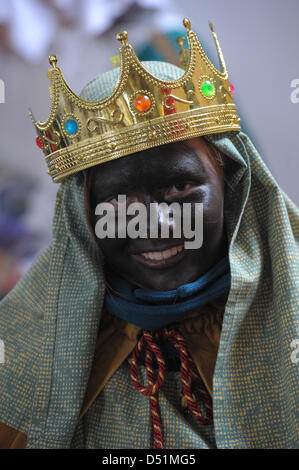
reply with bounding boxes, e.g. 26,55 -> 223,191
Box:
135,94 -> 151,112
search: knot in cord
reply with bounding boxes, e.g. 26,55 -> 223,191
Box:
130,328 -> 213,449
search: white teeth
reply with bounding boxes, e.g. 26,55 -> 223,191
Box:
164,249 -> 172,259
140,244 -> 184,262
170,247 -> 177,256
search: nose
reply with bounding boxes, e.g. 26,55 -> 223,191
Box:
144,195 -> 179,239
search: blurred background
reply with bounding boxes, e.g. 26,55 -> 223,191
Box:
0,0 -> 298,299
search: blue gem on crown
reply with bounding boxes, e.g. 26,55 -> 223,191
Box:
64,118 -> 78,135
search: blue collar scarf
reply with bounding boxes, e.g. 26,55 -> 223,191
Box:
104,255 -> 231,330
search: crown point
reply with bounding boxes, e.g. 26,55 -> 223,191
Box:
183,18 -> 191,30
116,30 -> 128,44
209,21 -> 214,32
28,107 -> 36,124
49,54 -> 58,68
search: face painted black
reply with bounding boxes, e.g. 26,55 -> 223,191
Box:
88,137 -> 227,291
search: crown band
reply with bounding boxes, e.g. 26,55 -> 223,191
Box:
47,104 -> 239,182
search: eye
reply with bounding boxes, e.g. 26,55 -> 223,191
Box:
164,183 -> 195,198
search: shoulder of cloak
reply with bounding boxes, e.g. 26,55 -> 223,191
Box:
0,243 -> 53,434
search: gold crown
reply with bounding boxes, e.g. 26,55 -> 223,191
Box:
31,17 -> 241,183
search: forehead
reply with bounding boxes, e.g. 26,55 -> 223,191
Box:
90,138 -> 213,195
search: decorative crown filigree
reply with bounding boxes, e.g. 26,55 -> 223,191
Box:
30,17 -> 241,183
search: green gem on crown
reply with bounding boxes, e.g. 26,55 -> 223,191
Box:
201,80 -> 215,97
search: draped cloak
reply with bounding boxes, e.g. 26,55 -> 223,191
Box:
0,62 -> 298,448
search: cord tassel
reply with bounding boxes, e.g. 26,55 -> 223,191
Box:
130,328 -> 212,449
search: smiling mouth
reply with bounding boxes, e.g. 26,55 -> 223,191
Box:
132,244 -> 185,269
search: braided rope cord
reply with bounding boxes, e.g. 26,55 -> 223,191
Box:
130,331 -> 166,449
165,329 -> 213,424
130,328 -> 213,449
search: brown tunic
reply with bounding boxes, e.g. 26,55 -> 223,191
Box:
0,296 -> 225,449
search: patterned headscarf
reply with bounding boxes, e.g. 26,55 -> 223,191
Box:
0,62 -> 298,448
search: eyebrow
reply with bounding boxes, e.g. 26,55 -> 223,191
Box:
91,178 -> 137,200
151,167 -> 205,189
